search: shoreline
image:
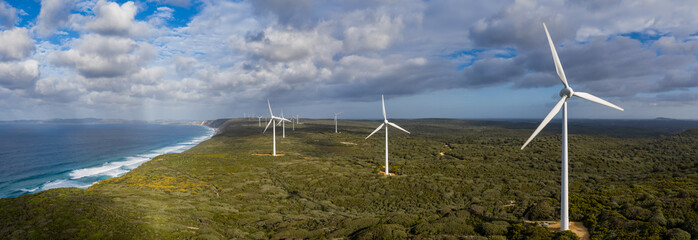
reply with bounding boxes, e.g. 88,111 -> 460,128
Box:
2,124 -> 217,199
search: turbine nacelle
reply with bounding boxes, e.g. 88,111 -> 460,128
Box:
559,87 -> 574,98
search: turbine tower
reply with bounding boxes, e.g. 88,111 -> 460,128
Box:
333,112 -> 342,133
263,100 -> 290,156
258,116 -> 262,127
521,23 -> 624,231
366,95 -> 410,176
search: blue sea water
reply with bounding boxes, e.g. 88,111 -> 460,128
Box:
0,123 -> 215,198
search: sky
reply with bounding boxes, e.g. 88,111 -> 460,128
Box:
0,0 -> 697,121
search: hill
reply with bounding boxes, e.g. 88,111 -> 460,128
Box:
0,119 -> 696,239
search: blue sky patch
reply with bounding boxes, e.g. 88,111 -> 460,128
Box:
620,29 -> 669,47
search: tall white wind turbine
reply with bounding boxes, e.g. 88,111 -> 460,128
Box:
521,23 -> 624,231
263,100 -> 289,156
365,95 -> 410,176
258,116 -> 263,127
333,112 -> 342,133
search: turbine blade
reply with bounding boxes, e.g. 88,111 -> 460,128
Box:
268,99 -> 273,116
263,119 -> 273,133
381,95 -> 387,121
365,123 -> 385,139
543,23 -> 569,88
387,122 -> 410,134
574,92 -> 624,111
521,96 -> 567,149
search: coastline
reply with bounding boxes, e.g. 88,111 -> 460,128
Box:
2,124 -> 217,198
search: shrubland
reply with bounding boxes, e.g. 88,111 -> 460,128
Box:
0,118 -> 696,239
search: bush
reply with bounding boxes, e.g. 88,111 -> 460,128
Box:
442,222 -> 475,235
384,212 -> 418,227
648,209 -> 667,226
353,224 -> 407,240
622,205 -> 652,220
411,221 -> 437,235
684,216 -> 698,237
507,223 -> 554,240
479,222 -> 508,236
528,201 -> 555,220
554,230 -> 580,240
666,228 -> 691,240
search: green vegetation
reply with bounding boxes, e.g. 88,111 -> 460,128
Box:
1,118 -> 697,239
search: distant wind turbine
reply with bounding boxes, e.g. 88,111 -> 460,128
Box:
278,109 -> 291,138
333,112 -> 342,133
263,100 -> 290,156
366,95 -> 410,176
258,116 -> 263,127
521,23 -> 624,231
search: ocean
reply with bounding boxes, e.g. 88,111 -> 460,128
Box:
0,123 -> 214,198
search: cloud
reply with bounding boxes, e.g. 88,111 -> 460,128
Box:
174,56 -> 197,76
0,60 -> 40,90
0,0 -> 18,29
469,0 -> 566,49
460,0 -> 698,104
84,0 -> 150,37
655,91 -> 698,103
148,7 -> 174,26
0,28 -> 35,61
232,24 -> 342,63
6,0 -> 698,120
250,0 -> 313,28
49,34 -> 156,79
342,11 -> 405,52
151,0 -> 192,8
35,0 -> 77,37
34,76 -> 84,102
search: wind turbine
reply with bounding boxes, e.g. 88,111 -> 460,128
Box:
521,23 -> 624,231
365,95 -> 410,176
278,109 -> 291,138
258,116 -> 263,127
263,100 -> 290,156
333,112 -> 342,133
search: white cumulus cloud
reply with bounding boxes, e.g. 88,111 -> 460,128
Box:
0,60 -> 40,90
49,34 -> 156,79
35,0 -> 77,37
84,0 -> 150,37
0,28 -> 35,61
